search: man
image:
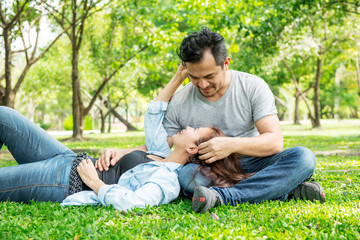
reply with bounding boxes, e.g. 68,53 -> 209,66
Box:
162,28 -> 325,213
97,28 -> 325,213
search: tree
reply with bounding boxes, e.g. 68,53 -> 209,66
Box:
263,1 -> 351,127
0,0 -> 68,107
84,2 -> 149,132
45,0 -> 106,139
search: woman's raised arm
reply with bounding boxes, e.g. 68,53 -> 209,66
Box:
154,63 -> 188,102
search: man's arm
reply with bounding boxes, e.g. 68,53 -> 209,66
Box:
198,114 -> 283,163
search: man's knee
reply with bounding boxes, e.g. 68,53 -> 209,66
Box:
289,146 -> 316,176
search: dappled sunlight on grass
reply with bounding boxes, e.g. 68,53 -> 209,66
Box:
281,119 -> 360,137
316,156 -> 360,170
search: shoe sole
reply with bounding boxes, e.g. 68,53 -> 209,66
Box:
192,186 -> 212,213
294,182 -> 326,203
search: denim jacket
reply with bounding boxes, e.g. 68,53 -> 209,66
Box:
61,101 -> 182,211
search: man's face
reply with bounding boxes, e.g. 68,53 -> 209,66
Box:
186,50 -> 230,99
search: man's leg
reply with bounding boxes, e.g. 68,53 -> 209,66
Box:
214,147 -> 317,205
192,147 -> 322,212
0,106 -> 74,164
0,154 -> 74,203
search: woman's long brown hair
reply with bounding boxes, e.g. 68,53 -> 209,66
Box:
188,127 -> 254,188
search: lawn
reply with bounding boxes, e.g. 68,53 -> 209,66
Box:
1,120 -> 359,239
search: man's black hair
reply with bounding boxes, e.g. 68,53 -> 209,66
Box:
177,28 -> 227,66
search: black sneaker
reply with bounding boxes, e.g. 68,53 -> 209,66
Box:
289,182 -> 326,203
192,186 -> 221,213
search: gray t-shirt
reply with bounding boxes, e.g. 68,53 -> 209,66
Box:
163,70 -> 278,138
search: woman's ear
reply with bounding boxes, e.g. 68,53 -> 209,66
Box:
186,144 -> 198,155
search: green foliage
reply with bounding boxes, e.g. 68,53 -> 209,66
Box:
39,122 -> 52,131
2,0 -> 358,127
64,115 -> 93,131
63,115 -> 73,131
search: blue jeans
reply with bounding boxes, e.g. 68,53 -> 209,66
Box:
0,106 -> 76,203
178,146 -> 316,205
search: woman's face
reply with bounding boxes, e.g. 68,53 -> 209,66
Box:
172,126 -> 213,149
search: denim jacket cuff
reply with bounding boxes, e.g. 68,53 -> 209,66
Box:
147,101 -> 168,114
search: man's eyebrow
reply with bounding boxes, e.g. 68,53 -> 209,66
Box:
188,73 -> 198,78
188,73 -> 215,78
205,73 -> 215,78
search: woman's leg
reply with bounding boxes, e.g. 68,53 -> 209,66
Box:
0,106 -> 74,164
0,154 -> 75,203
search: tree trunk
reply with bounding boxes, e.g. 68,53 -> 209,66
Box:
334,66 -> 342,120
99,109 -> 106,133
71,34 -> 83,139
107,95 -> 111,133
2,28 -> 13,107
356,50 -> 360,97
109,108 -> 137,131
294,91 -> 301,124
313,58 -> 322,128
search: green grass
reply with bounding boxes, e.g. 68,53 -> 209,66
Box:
1,120 -> 360,239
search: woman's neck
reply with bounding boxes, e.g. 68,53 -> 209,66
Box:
162,150 -> 189,165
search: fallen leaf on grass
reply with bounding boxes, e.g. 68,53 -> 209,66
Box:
212,213 -> 219,220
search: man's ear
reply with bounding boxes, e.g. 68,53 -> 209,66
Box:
186,144 -> 198,155
224,57 -> 231,70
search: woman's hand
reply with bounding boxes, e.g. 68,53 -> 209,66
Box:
176,63 -> 188,81
78,159 -> 105,194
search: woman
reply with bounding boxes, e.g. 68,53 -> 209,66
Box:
0,65 -> 250,211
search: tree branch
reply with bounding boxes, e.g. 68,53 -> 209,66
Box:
123,1 -> 156,35
13,24 -> 71,94
43,1 -> 72,26
282,59 -> 315,120
84,45 -> 148,115
4,0 -> 31,30
31,24 -> 72,64
11,45 -> 32,54
18,20 -> 30,62
44,3 -> 72,40
108,46 -> 148,80
281,59 -> 298,83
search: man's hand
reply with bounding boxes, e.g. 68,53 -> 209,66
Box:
198,137 -> 233,164
95,148 -> 126,172
78,159 -> 105,194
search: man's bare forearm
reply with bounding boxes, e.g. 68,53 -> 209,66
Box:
224,133 -> 283,157
198,115 -> 283,163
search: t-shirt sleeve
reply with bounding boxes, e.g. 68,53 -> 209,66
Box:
249,78 -> 278,123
